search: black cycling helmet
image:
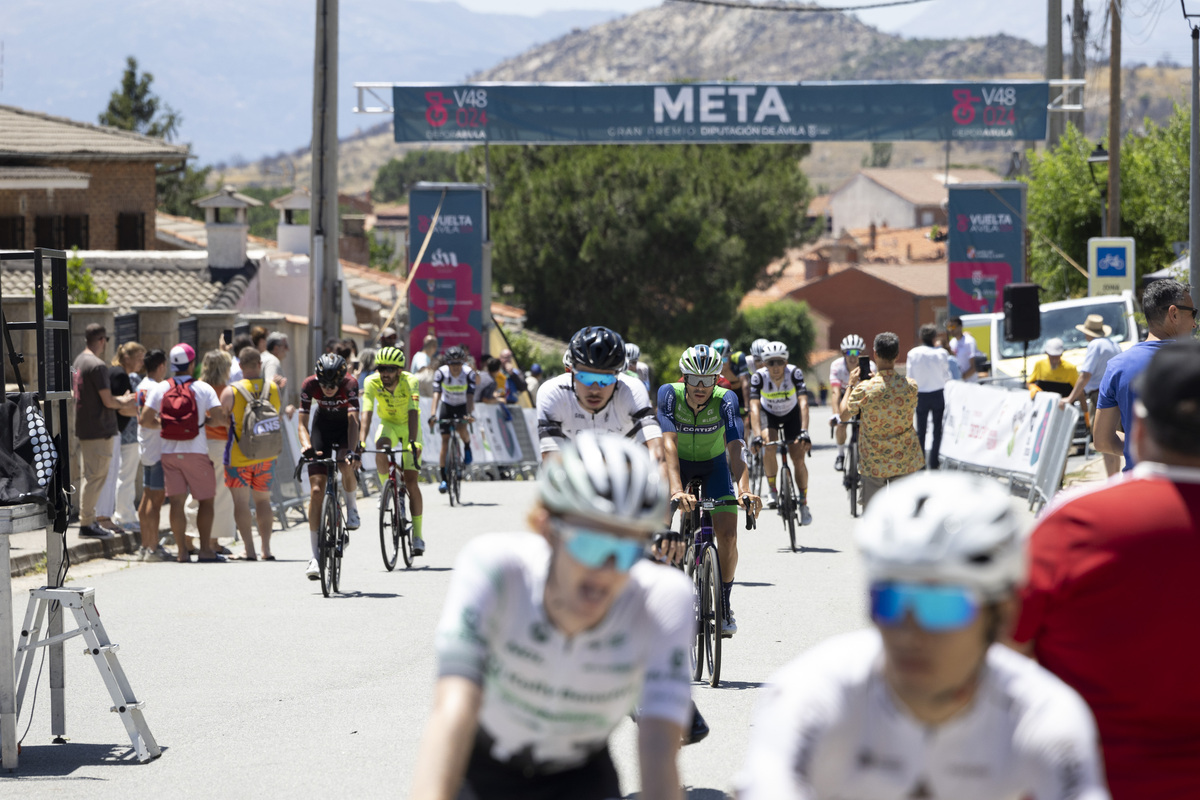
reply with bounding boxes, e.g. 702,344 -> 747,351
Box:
444,345 -> 467,364
568,326 -> 627,372
315,353 -> 347,387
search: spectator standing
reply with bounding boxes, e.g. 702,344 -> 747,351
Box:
356,348 -> 376,383
905,324 -> 952,469
74,323 -> 136,537
934,330 -> 962,380
251,326 -> 268,353
1013,341 -> 1200,799
377,327 -> 398,348
261,331 -> 289,391
227,333 -> 254,383
526,363 -> 543,403
1061,315 -> 1122,476
140,344 -> 227,562
136,350 -> 171,560
946,317 -> 979,382
410,334 -> 438,372
499,348 -> 527,404
474,357 -> 500,404
95,341 -> 146,532
839,332 -> 924,509
1026,337 -> 1078,397
221,347 -> 281,561
195,350 -> 235,546
1094,279 -> 1196,471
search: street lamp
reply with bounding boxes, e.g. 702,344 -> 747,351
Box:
1087,143 -> 1110,237
1182,0 -> 1200,295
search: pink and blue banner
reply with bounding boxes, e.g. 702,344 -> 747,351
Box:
947,183 -> 1026,318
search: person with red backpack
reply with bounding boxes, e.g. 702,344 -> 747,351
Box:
140,344 -> 227,562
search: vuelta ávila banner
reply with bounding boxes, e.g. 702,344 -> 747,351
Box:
946,183 -> 1027,318
407,184 -> 488,365
392,82 -> 1050,144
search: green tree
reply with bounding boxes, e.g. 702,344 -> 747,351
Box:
373,150 -> 462,203
1023,111 -> 1190,299
368,232 -> 399,272
99,56 -> 211,218
862,142 -> 893,168
505,330 -> 562,377
729,300 -> 817,367
461,144 -> 813,350
47,247 -> 108,315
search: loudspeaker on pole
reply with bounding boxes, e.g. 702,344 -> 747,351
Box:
1004,283 -> 1041,342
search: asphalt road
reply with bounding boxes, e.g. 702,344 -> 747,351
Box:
4,421 -> 1034,797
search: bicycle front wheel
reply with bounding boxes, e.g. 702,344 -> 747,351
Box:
781,468 -> 797,552
319,499 -> 338,597
749,450 -> 763,498
398,485 -> 413,569
848,447 -> 860,518
701,546 -> 724,688
447,443 -> 459,507
379,478 -> 399,571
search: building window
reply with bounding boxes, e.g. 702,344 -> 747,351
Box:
921,210 -> 935,226
0,216 -> 24,249
34,215 -> 63,249
63,215 -> 89,250
116,212 -> 145,250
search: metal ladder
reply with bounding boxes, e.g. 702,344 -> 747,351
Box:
13,587 -> 160,762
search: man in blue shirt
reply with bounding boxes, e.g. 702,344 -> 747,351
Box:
1095,279 -> 1196,471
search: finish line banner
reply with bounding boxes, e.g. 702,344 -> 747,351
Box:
392,82 -> 1050,144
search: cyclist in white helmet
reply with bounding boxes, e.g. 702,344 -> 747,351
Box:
625,341 -> 651,391
412,432 -> 693,800
736,472 -> 1109,800
748,341 -> 812,524
748,338 -> 770,376
829,334 -> 875,472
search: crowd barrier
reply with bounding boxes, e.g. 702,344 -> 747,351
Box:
939,381 -> 1080,511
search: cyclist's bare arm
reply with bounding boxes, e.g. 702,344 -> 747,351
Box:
347,412 -> 360,459
799,393 -> 810,432
749,398 -> 764,439
428,392 -> 441,430
360,409 -> 374,444
297,412 -> 312,451
727,440 -> 759,514
645,436 -> 665,464
410,676 -> 482,800
408,408 -> 420,448
638,717 -> 685,800
661,432 -> 693,511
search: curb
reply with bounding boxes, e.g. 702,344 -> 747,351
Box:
9,530 -> 141,578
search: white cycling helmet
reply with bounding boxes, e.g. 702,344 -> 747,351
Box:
750,338 -> 770,359
678,344 -> 723,376
840,334 -> 866,353
539,432 -> 669,533
562,349 -> 573,372
625,342 -> 641,364
760,341 -> 788,361
855,472 -> 1027,597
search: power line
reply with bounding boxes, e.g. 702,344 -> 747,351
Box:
667,0 -> 934,12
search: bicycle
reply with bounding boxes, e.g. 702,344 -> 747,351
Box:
675,480 -> 756,688
295,454 -> 350,597
746,440 -> 764,499
758,426 -> 804,552
362,443 -> 419,572
842,418 -> 862,517
438,418 -> 473,507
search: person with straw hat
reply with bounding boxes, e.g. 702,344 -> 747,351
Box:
1062,314 -> 1121,476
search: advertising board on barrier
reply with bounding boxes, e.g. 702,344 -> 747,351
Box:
947,183 -> 1027,318
941,381 -> 1057,477
371,400 -> 532,473
393,82 -> 1050,144
407,184 -> 490,364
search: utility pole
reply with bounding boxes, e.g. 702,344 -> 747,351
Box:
1069,0 -> 1088,133
1107,0 -> 1121,239
1047,0 -> 1064,146
310,0 -> 341,367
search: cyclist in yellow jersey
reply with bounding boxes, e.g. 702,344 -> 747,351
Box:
360,346 -> 426,554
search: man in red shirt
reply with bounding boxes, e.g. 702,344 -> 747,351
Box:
1012,340 -> 1200,799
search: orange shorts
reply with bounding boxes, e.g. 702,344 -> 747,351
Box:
224,461 -> 275,492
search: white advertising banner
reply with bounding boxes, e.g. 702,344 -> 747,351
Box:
406,399 -> 528,468
940,381 -> 1059,477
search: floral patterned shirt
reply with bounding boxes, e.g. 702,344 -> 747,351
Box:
845,370 -> 925,479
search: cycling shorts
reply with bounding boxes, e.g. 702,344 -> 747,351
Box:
373,421 -> 418,471
765,407 -> 803,442
309,411 -> 350,477
438,403 -> 470,434
462,730 -> 619,800
679,454 -> 738,513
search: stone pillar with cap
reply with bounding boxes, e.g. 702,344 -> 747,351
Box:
134,304 -> 181,354
190,309 -> 238,360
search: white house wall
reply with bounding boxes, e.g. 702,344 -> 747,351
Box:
829,174 -> 917,232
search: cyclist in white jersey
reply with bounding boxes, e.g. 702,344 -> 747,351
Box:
736,472 -> 1109,800
829,334 -> 876,472
428,346 -> 477,493
748,341 -> 812,524
537,326 -> 663,462
411,433 -> 693,800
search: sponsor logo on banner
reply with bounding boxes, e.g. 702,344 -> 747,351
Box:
417,215 -> 475,235
956,213 -> 1016,234
950,86 -> 1017,139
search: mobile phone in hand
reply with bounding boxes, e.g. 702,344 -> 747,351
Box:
222,329 -> 233,346
858,355 -> 871,377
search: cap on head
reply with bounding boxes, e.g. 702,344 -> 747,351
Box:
855,471 -> 1027,596
1044,338 -> 1065,356
530,363 -> 543,375
169,343 -> 195,368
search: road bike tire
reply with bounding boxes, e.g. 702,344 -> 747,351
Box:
319,498 -> 337,597
848,446 -> 860,518
332,501 -> 344,594
447,441 -> 459,508
398,485 -> 413,569
379,477 -> 399,571
749,449 -> 764,498
781,467 -> 797,552
701,546 -> 724,688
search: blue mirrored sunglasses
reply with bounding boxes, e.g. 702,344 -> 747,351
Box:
556,524 -> 645,572
870,582 -> 981,632
574,371 -> 618,387
844,349 -> 862,357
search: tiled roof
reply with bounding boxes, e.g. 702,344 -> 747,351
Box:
0,104 -> 190,161
847,226 -> 946,264
0,165 -> 91,189
855,263 -> 947,297
851,168 -> 999,206
807,194 -> 831,216
155,212 -> 274,251
0,251 -> 254,314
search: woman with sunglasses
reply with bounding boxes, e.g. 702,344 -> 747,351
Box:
736,471 -> 1109,800
658,344 -> 760,637
536,326 -> 663,463
411,432 -> 693,800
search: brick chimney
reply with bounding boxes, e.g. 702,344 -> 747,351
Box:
270,187 -> 311,255
804,256 -> 830,280
193,185 -> 262,269
869,222 -> 877,252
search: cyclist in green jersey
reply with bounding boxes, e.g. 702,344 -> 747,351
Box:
359,346 -> 425,555
657,344 -> 760,636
